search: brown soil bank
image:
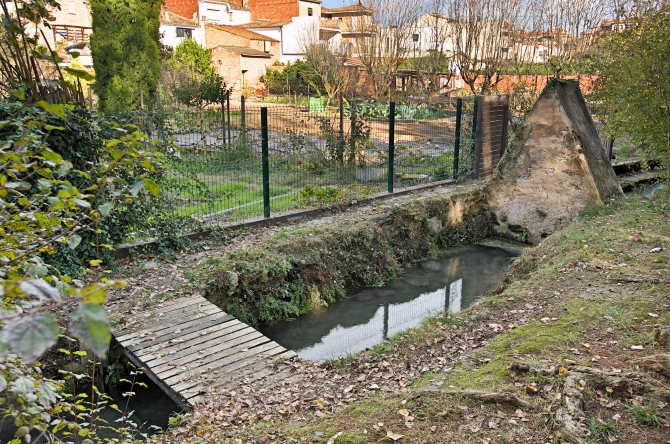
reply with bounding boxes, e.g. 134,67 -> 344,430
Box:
197,183 -> 493,326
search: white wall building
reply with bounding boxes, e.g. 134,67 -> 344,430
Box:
160,10 -> 205,49
198,0 -> 251,27
244,16 -> 329,65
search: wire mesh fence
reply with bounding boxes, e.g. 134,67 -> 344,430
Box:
128,93 -> 478,228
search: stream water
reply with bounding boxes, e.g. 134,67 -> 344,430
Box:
260,244 -> 517,362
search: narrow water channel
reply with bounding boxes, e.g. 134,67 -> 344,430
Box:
260,244 -> 517,362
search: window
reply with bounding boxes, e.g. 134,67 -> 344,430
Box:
229,12 -> 233,21
412,33 -> 419,42
68,1 -> 76,14
257,66 -> 265,76
264,40 -> 271,52
176,28 -> 193,38
307,7 -> 313,16
207,8 -> 220,22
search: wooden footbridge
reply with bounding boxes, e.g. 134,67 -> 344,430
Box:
112,295 -> 296,410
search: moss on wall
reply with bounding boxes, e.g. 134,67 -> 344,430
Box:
197,188 -> 493,326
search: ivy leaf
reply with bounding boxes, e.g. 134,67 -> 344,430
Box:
10,89 -> 25,100
89,259 -> 102,267
129,180 -> 145,196
73,198 -> 91,208
0,374 -> 6,392
0,313 -> 59,362
19,279 -> 61,302
69,304 -> 111,358
35,101 -> 66,120
97,202 -> 114,217
67,234 -> 82,250
143,178 -> 160,197
81,284 -> 107,305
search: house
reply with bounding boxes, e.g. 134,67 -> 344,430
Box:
160,9 -> 205,49
205,24 -> 279,93
165,0 -> 319,23
199,0 -> 251,26
243,16 -> 334,64
11,0 -> 95,68
321,2 -> 373,42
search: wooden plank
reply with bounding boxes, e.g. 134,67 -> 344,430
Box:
165,342 -> 285,389
114,302 -> 219,342
123,312 -> 239,356
169,344 -> 286,393
124,312 -> 235,352
185,352 -> 296,403
156,335 -> 273,382
147,328 -> 264,372
121,310 -> 230,351
113,294 -> 299,411
138,321 -> 251,363
114,298 -> 209,340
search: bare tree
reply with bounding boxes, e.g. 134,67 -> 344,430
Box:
536,0 -> 607,77
445,0 -> 529,94
298,21 -> 354,106
404,0 -> 458,98
354,0 -> 423,100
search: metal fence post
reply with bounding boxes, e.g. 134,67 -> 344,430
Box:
226,92 -> 232,143
453,98 -> 463,179
388,101 -> 395,193
350,101 -> 357,163
221,93 -> 227,145
261,107 -> 270,218
240,95 -> 246,129
339,93 -> 344,165
471,95 -> 479,148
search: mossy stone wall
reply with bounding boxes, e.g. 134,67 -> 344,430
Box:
198,188 -> 493,326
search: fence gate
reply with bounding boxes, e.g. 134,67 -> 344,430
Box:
475,95 -> 509,180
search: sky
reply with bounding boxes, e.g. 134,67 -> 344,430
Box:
321,0 -> 353,9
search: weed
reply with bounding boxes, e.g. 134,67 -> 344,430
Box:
586,417 -> 616,442
185,270 -> 196,282
628,403 -> 662,426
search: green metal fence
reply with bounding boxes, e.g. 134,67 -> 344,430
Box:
134,94 -> 478,226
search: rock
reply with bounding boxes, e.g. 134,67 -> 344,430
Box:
144,261 -> 159,270
426,217 -> 443,234
226,271 -> 239,296
488,80 -> 623,244
654,326 -> 670,347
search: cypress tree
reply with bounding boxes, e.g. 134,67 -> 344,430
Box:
90,0 -> 162,112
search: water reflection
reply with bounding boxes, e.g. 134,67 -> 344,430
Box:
260,245 -> 515,362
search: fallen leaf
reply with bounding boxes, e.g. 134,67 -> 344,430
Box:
326,432 -> 343,444
648,313 -> 659,318
398,409 -> 411,418
386,431 -> 404,441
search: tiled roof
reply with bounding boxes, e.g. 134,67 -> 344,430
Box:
206,24 -> 278,42
202,0 -> 250,11
161,10 -> 198,26
217,45 -> 272,57
327,4 -> 372,13
242,19 -> 293,29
